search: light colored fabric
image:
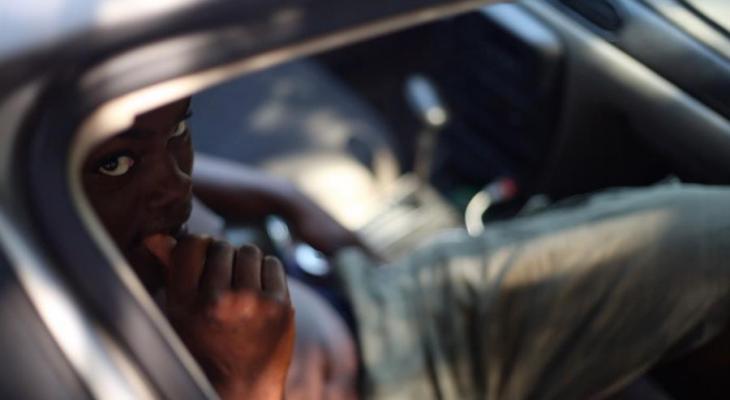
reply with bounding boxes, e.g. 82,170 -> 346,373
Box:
335,184 -> 730,399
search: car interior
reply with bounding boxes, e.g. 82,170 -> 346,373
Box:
0,0 -> 728,398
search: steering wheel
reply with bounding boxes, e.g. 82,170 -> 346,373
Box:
264,215 -> 333,281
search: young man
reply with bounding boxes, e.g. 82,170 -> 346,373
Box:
81,96 -> 295,399
83,98 -> 729,399
82,97 -> 359,399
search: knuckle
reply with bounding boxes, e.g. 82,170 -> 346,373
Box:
216,291 -> 260,321
260,298 -> 294,320
174,235 -> 211,256
179,234 -> 209,246
202,293 -> 234,318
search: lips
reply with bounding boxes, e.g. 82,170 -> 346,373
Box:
141,218 -> 189,242
136,200 -> 192,244
144,223 -> 188,242
125,203 -> 191,291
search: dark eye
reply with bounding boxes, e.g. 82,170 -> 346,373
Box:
98,155 -> 135,176
170,120 -> 188,138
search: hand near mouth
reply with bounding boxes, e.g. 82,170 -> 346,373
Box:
144,234 -> 295,400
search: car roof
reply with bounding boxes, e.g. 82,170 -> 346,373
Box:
0,0 -> 499,95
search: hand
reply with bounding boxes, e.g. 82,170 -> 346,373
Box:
284,186 -> 378,260
145,235 -> 295,400
285,280 -> 359,400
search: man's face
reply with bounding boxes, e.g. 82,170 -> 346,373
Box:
82,98 -> 193,289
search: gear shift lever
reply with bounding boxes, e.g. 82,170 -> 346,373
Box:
405,74 -> 449,184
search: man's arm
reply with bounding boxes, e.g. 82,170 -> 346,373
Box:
192,153 -> 370,256
192,153 -> 298,222
286,279 -> 359,399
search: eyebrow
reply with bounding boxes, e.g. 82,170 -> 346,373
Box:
119,105 -> 191,140
118,127 -> 155,140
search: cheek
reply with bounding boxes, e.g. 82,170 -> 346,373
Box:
83,179 -> 145,248
174,142 -> 194,175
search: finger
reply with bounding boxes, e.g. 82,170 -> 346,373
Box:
325,381 -> 358,400
233,244 -> 262,292
143,234 -> 176,271
261,256 -> 289,303
168,235 -> 210,301
199,240 -> 234,303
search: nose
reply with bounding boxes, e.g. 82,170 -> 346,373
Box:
147,154 -> 192,209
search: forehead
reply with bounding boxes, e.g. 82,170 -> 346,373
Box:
133,98 -> 190,131
85,98 -> 191,162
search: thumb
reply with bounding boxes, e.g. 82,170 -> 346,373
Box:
143,234 -> 176,272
